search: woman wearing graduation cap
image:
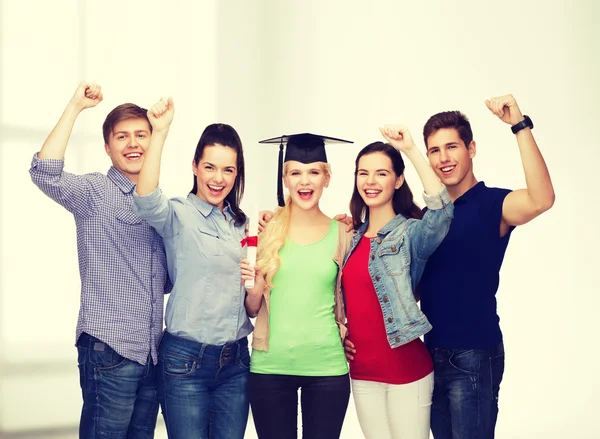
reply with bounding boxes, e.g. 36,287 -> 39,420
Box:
341,125 -> 453,439
132,98 -> 253,439
240,133 -> 353,439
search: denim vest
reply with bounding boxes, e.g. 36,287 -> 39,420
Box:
342,186 -> 453,348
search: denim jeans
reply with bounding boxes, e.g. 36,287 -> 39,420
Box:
249,372 -> 350,439
429,342 -> 505,439
77,332 -> 159,439
158,331 -> 250,439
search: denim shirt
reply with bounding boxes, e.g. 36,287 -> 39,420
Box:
133,187 -> 253,346
342,186 -> 453,348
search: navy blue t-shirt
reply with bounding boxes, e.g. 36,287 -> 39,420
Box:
420,181 -> 513,349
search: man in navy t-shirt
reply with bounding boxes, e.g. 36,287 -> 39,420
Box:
420,95 -> 555,438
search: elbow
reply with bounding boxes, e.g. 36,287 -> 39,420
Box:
538,192 -> 556,214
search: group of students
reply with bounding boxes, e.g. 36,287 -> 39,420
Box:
30,82 -> 554,439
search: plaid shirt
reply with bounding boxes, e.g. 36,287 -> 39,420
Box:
30,154 -> 169,365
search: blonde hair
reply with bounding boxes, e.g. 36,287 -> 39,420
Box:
256,161 -> 332,288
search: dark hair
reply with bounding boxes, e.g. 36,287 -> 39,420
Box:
191,123 -> 246,226
423,110 -> 473,149
102,103 -> 150,144
349,142 -> 423,230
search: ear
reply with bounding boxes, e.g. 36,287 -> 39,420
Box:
104,143 -> 111,156
323,173 -> 331,189
192,159 -> 198,176
468,141 -> 476,159
395,174 -> 405,190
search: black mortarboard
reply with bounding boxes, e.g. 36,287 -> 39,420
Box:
259,133 -> 353,207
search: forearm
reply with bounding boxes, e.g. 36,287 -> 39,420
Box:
136,129 -> 169,196
38,102 -> 83,159
244,291 -> 263,317
515,129 -> 555,210
403,147 -> 442,195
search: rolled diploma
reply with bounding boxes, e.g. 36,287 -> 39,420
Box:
244,206 -> 258,289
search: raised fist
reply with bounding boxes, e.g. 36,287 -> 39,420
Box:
147,96 -> 175,132
71,82 -> 103,110
380,124 -> 417,153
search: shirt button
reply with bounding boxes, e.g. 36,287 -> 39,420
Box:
371,254 -> 375,260
376,238 -> 382,244
387,317 -> 393,323
395,336 -> 400,342
375,276 -> 380,281
383,296 -> 389,302
391,245 -> 397,252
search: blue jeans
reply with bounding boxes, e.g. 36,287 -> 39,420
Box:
158,331 -> 250,439
429,342 -> 505,439
77,332 -> 159,439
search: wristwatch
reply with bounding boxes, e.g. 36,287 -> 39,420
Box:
511,115 -> 534,134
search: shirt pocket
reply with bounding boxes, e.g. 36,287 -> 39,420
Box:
115,209 -> 154,243
378,235 -> 410,276
176,227 -> 224,259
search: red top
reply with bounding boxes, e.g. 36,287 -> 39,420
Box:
342,235 -> 433,384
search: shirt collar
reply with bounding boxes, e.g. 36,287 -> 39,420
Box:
107,167 -> 136,194
455,181 -> 486,204
186,193 -> 234,219
355,213 -> 409,238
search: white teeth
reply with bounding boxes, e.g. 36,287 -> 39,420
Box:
208,185 -> 224,191
365,190 -> 380,194
441,166 -> 455,172
125,153 -> 141,158
298,190 -> 312,194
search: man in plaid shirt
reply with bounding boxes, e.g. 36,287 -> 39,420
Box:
30,82 -> 170,438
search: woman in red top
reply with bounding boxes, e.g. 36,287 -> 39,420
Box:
342,125 -> 450,439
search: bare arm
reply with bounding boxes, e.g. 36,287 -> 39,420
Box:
135,97 -> 174,196
39,82 -> 103,159
485,95 -> 555,236
380,124 -> 443,195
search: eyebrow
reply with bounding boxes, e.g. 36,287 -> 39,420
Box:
357,168 -> 391,172
113,129 -> 150,135
203,161 -> 236,170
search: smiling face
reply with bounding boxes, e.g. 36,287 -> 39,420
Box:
356,152 -> 404,211
104,117 -> 152,182
192,144 -> 238,211
426,127 -> 476,190
283,161 -> 330,211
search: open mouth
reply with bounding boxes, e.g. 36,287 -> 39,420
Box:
298,189 -> 314,200
124,152 -> 143,160
363,189 -> 382,198
208,184 -> 225,196
440,165 -> 456,176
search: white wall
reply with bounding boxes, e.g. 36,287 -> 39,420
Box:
1,0 -> 598,437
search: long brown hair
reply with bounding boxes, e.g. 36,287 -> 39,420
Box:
349,142 -> 423,230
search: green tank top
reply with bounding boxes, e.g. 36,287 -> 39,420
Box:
251,219 -> 348,376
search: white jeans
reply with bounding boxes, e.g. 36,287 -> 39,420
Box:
351,372 -> 434,439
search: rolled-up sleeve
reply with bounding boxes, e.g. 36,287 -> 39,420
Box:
132,186 -> 178,238
408,185 -> 454,281
29,153 -> 99,217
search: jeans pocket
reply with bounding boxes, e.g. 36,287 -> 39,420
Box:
89,342 -> 127,370
162,353 -> 197,377
77,346 -> 87,390
237,347 -> 251,370
449,349 -> 481,375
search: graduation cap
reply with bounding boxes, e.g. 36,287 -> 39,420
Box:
259,133 -> 353,206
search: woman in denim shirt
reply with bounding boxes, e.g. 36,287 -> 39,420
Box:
342,125 -> 453,439
132,98 -> 253,439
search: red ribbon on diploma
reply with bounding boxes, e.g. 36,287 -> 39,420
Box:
240,236 -> 258,247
